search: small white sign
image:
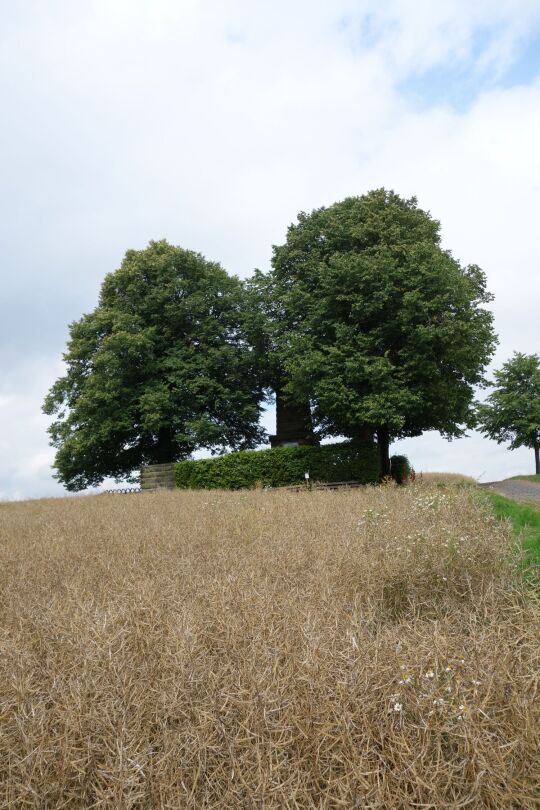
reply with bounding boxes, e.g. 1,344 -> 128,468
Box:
304,471 -> 310,480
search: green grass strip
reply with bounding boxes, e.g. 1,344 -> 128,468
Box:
510,474 -> 540,483
485,492 -> 540,577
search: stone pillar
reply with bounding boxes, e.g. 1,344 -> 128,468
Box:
269,389 -> 319,448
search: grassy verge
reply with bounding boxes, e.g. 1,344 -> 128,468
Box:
485,491 -> 540,572
511,474 -> 540,484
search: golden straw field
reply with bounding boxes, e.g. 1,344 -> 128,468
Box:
1,484 -> 539,808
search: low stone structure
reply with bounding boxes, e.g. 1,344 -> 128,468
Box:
140,462 -> 175,490
269,390 -> 319,448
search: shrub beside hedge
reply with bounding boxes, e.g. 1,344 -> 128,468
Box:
175,441 -> 380,490
390,454 -> 411,484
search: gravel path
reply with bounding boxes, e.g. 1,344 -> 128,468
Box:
481,479 -> 540,505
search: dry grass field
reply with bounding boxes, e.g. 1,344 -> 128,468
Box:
1,483 -> 539,809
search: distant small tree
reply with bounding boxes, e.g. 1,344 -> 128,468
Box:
477,353 -> 540,474
43,240 -> 266,490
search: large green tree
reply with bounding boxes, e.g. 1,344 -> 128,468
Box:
476,353 -> 540,474
265,189 -> 497,474
43,240 -> 265,490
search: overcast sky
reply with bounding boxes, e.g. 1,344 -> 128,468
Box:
1,0 -> 539,500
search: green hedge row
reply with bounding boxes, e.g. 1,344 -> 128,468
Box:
175,441 -> 380,490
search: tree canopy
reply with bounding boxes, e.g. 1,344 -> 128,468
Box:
44,191 -> 500,490
264,189 -> 497,473
476,352 -> 540,474
43,240 -> 265,490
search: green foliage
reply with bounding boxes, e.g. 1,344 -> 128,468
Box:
242,270 -> 283,392
476,353 -> 540,474
390,455 -> 410,484
175,441 -> 380,490
485,492 -> 540,578
264,189 -> 497,465
43,241 -> 266,490
511,475 -> 540,484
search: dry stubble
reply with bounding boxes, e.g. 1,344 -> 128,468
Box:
0,483 -> 539,808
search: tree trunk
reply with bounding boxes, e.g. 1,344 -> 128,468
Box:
377,426 -> 391,479
535,442 -> 540,475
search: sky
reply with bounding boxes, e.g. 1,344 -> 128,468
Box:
1,0 -> 539,500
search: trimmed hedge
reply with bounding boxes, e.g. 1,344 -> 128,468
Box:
175,441 -> 380,490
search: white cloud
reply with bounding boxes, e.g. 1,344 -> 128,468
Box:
0,359 -> 64,499
357,0 -> 540,77
1,1 -> 539,499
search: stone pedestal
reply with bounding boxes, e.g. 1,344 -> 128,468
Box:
269,390 -> 319,448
